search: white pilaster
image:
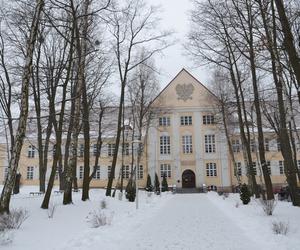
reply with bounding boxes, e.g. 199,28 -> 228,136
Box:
194,111 -> 204,187
172,112 -> 181,185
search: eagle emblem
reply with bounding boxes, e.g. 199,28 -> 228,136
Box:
175,83 -> 194,101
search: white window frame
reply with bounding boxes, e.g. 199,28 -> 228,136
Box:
203,115 -> 214,125
78,166 -> 84,179
93,144 -> 98,156
28,145 -> 35,158
27,166 -> 34,180
108,143 -> 115,157
279,161 -> 284,175
250,139 -> 256,152
138,165 -> 143,179
159,117 -> 170,126
107,166 -> 114,179
266,161 -> 271,175
251,162 -> 257,175
160,164 -> 171,178
232,139 -> 240,153
160,136 -> 170,155
277,139 -> 281,151
206,163 -> 217,177
79,144 -> 84,157
122,165 -> 130,179
265,138 -> 269,152
180,116 -> 192,126
123,143 -> 130,156
182,135 -> 193,154
93,166 -> 100,179
235,162 -> 242,176
205,135 -> 216,153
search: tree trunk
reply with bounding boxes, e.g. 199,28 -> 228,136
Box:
106,86 -> 125,196
80,0 -> 91,201
0,0 -> 44,214
259,0 -> 300,205
274,0 -> 300,88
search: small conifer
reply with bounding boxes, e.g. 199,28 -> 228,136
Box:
240,183 -> 251,205
145,174 -> 153,192
162,173 -> 168,192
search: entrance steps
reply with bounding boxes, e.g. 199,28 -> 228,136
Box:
176,188 -> 203,194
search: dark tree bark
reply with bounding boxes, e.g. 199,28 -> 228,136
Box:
262,0 -> 300,205
274,0 -> 300,89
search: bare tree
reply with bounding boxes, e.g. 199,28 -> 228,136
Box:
104,0 -> 171,196
0,0 -> 45,214
274,0 -> 300,90
187,0 -> 260,196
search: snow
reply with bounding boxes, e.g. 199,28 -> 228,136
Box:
1,187 -> 300,250
207,192 -> 300,250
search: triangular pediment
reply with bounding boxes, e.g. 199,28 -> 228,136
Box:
152,69 -> 218,109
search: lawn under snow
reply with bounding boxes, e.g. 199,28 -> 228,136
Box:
0,186 -> 300,250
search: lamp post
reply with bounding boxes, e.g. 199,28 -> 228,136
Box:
132,138 -> 141,209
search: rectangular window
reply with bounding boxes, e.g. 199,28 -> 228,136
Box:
138,165 -> 143,179
203,115 -> 214,125
277,139 -> 281,152
122,165 -> 130,179
298,160 -> 300,170
206,163 -> 217,177
279,161 -> 284,175
107,166 -> 115,179
235,162 -> 242,176
160,164 -> 171,178
123,143 -> 130,156
93,144 -> 98,156
28,145 -> 35,158
108,143 -> 115,157
182,135 -> 193,154
250,162 -> 257,175
180,116 -> 192,125
265,138 -> 269,152
159,117 -> 170,126
160,136 -> 170,155
266,161 -> 271,175
205,135 -> 216,153
27,166 -> 34,180
93,166 -> 100,179
232,139 -> 240,153
250,139 -> 256,152
78,166 -> 84,179
79,144 -> 84,157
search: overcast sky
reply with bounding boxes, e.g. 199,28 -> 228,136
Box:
151,0 -> 212,90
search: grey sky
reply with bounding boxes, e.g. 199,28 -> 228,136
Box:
151,0 -> 212,89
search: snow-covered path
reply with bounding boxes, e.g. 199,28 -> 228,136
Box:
121,194 -> 260,250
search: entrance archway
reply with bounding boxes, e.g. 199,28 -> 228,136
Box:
182,169 -> 196,188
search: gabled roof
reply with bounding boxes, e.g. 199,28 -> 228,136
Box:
150,68 -> 218,107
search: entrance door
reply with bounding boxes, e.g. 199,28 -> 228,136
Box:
182,169 -> 196,188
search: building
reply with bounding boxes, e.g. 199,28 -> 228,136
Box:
1,69 -> 298,191
148,69 -> 231,191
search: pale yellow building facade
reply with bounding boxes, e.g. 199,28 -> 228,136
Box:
1,69 -> 298,191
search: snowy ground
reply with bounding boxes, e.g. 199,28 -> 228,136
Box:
1,186 -> 300,250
